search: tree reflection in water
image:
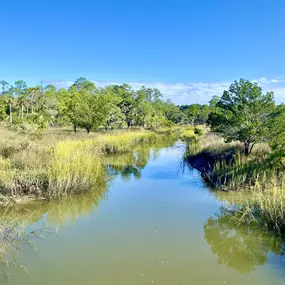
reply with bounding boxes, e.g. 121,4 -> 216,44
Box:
105,136 -> 177,180
204,207 -> 285,274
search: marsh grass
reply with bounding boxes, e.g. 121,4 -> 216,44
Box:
0,129 -> 164,200
186,132 -> 275,190
95,131 -> 156,154
176,126 -> 202,143
48,140 -> 105,198
228,180 -> 285,233
186,131 -> 285,233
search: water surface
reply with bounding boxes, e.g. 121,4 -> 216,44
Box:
2,141 -> 285,284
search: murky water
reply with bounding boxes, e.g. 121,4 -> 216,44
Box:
1,141 -> 285,284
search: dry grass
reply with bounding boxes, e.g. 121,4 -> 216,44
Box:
0,128 -> 162,200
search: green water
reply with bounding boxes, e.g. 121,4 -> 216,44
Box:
1,141 -> 285,284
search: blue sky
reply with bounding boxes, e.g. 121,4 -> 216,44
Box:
1,0 -> 284,104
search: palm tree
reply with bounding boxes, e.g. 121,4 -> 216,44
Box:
4,88 -> 15,126
13,80 -> 27,119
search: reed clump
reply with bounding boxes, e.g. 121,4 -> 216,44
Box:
95,131 -> 156,154
179,126 -> 202,143
48,140 -> 105,198
228,179 -> 285,233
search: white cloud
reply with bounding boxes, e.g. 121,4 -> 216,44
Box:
46,77 -> 285,105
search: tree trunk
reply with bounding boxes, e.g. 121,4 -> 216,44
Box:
249,143 -> 255,155
9,103 -> 12,126
21,103 -> 23,119
127,121 -> 131,129
244,142 -> 250,156
86,127 -> 91,134
73,125 -> 77,133
26,106 -> 29,116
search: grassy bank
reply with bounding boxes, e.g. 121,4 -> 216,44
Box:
0,125 -> 199,201
0,128 -> 160,201
186,132 -> 285,233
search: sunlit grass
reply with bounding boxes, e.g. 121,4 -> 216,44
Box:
48,141 -> 105,198
0,129 -> 165,200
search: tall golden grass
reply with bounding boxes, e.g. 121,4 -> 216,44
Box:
0,129 -> 164,200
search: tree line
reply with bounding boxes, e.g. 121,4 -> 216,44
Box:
0,77 -> 213,132
1,77 -> 283,158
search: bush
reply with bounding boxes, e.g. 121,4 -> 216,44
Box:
194,127 -> 203,136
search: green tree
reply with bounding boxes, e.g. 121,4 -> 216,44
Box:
5,88 -> 15,126
45,84 -> 57,93
104,105 -> 126,130
76,91 -> 113,133
135,87 -> 154,127
209,95 -> 221,112
0,80 -> 9,94
0,95 -> 7,121
13,80 -> 27,119
115,84 -> 136,128
184,104 -> 200,125
164,99 -> 180,123
25,87 -> 40,115
71,77 -> 95,92
208,79 -> 275,155
147,113 -> 173,131
269,104 -> 285,157
56,89 -> 76,128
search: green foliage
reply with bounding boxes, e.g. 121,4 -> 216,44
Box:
1,77 -> 205,133
208,79 -> 275,155
180,104 -> 211,125
180,127 -> 198,143
269,104 -> 285,158
104,105 -> 126,130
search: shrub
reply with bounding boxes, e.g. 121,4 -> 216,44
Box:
194,127 -> 203,136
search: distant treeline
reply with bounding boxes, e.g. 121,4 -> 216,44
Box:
0,77 -> 215,133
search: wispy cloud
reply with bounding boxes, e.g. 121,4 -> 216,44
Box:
47,77 -> 285,105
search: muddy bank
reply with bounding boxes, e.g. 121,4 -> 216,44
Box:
186,150 -> 237,190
